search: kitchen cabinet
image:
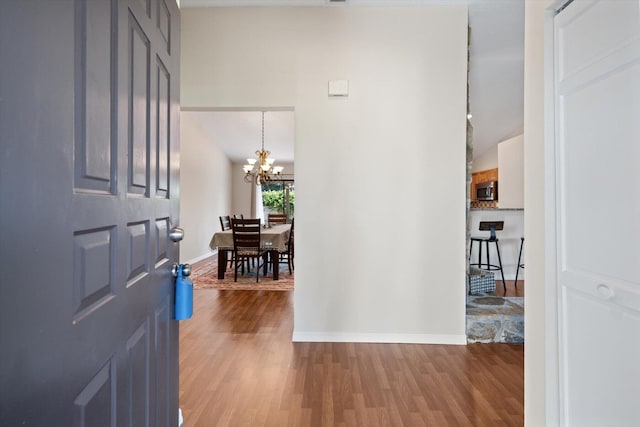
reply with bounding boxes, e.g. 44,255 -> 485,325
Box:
471,168 -> 498,201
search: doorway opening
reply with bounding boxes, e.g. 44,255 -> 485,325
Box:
465,1 -> 526,343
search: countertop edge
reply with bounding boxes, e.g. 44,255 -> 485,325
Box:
470,208 -> 524,211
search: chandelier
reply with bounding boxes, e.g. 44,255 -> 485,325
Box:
243,111 -> 284,185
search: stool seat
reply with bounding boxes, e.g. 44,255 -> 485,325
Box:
471,235 -> 498,242
469,221 -> 506,292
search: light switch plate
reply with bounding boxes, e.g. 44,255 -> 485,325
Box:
328,80 -> 349,97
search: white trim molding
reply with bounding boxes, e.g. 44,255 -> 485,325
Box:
292,332 -> 467,345
180,0 -> 467,8
185,251 -> 216,266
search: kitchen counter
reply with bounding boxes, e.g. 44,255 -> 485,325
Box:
470,207 -> 524,211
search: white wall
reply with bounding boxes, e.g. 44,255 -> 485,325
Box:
498,134 -> 524,209
180,112 -> 233,263
273,162 -> 294,178
181,8 -> 296,108
181,6 -> 468,344
231,163 -> 252,219
524,0 -> 555,425
472,144 -> 498,172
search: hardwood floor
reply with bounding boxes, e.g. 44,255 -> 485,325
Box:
493,280 -> 525,298
180,290 -> 524,426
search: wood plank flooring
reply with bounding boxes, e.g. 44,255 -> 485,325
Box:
494,280 -> 524,298
179,290 -> 524,426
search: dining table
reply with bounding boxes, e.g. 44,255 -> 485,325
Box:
209,223 -> 291,280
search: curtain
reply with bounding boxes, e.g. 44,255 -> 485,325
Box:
250,181 -> 265,224
256,184 -> 264,224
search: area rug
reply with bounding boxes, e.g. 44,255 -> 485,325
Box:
466,296 -> 524,344
190,255 -> 294,291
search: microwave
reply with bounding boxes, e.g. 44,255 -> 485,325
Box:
476,181 -> 498,201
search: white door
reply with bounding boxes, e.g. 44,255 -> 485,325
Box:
554,0 -> 640,425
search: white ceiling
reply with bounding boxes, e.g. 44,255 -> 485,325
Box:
185,110 -> 296,163
467,0 -> 524,157
181,0 -> 524,160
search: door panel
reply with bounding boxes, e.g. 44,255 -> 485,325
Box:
157,58 -> 171,197
561,63 -> 640,283
74,0 -> 117,194
555,0 -> 640,425
127,220 -> 151,286
126,321 -> 150,427
0,1 -> 180,425
562,287 -> 640,426
156,217 -> 171,266
73,226 -> 117,321
154,297 -> 172,426
74,360 -> 116,427
129,12 -> 151,195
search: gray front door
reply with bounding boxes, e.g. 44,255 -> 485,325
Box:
0,1 -> 181,425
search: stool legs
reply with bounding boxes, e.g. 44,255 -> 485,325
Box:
515,237 -> 525,285
493,241 -> 507,292
469,238 -> 506,293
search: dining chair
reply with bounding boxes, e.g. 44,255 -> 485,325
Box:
219,215 -> 232,231
231,218 -> 266,282
267,213 -> 287,225
227,214 -> 256,269
275,218 -> 294,275
218,215 -> 234,269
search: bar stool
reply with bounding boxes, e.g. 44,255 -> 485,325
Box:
469,221 -> 506,292
515,237 -> 525,285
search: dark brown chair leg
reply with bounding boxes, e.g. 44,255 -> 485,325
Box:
234,255 -> 239,282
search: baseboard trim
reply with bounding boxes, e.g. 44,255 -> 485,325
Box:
291,331 -> 467,345
185,251 -> 215,265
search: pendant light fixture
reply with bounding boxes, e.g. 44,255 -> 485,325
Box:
243,111 -> 284,185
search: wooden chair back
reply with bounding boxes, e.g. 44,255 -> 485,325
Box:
231,218 -> 262,253
219,215 -> 231,230
233,214 -> 244,220
276,218 -> 295,275
287,218 -> 294,250
268,213 -> 288,225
